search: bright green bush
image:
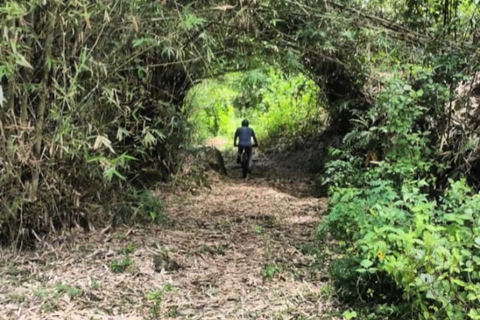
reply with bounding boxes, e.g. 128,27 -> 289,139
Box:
185,68 -> 324,147
323,179 -> 480,319
244,69 -> 324,147
321,69 -> 480,319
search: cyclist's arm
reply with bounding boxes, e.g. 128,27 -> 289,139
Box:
234,129 -> 239,146
252,130 -> 259,146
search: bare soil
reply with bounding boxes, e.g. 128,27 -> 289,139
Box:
0,153 -> 337,319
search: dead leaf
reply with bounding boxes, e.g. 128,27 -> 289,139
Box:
93,135 -> 116,154
104,10 -> 110,23
15,53 -> 33,69
213,5 -> 236,11
132,15 -> 139,32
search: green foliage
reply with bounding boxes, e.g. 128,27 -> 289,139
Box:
120,243 -> 136,255
185,68 -> 324,148
262,264 -> 280,281
0,0 -> 195,245
325,178 -> 480,319
114,189 -> 168,226
110,255 -> 134,274
343,310 -> 358,320
146,290 -> 163,319
34,282 -> 83,313
136,191 -> 169,225
246,69 -> 325,148
145,285 -> 176,319
321,52 -> 480,319
54,283 -> 83,299
185,74 -> 240,142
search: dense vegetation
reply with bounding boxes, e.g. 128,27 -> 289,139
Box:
315,1 -> 480,318
1,0 -> 480,318
185,68 -> 323,147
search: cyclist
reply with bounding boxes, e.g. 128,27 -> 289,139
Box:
234,119 -> 258,172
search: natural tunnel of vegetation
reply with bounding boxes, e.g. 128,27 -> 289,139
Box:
1,0 -> 480,319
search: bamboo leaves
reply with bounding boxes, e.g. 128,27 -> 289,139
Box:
93,135 -> 116,154
14,52 -> 33,69
181,12 -> 206,31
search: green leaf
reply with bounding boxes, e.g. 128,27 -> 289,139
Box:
133,39 -> 144,47
343,310 -> 357,319
474,237 -> 480,247
360,260 -> 374,268
468,309 -> 480,320
104,167 -> 126,181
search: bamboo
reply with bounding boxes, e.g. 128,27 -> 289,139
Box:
20,11 -> 35,137
30,6 -> 58,201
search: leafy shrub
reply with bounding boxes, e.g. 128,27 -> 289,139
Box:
321,70 -> 480,319
114,189 -> 168,226
0,0 -> 193,246
325,179 -> 480,319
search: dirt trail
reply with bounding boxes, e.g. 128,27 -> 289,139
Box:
0,153 -> 335,319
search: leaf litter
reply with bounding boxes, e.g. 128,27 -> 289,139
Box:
0,155 -> 340,319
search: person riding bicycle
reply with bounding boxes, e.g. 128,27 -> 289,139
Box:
234,119 -> 258,172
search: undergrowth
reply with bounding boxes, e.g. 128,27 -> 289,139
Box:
319,64 -> 480,319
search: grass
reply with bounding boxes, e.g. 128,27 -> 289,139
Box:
145,285 -> 176,319
55,282 -> 83,298
218,219 -> 233,232
321,283 -> 334,298
110,255 -> 134,273
262,264 -> 280,281
119,242 -> 136,255
34,282 -> 84,313
90,278 -> 100,290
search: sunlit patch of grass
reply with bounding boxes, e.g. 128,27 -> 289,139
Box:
146,290 -> 163,319
144,284 -> 177,319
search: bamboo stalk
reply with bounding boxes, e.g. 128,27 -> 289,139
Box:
5,19 -> 17,142
30,5 -> 58,201
20,11 -> 35,137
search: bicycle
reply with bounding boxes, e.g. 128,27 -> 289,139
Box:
240,145 -> 257,179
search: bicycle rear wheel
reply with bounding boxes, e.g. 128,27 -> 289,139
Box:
241,152 -> 248,179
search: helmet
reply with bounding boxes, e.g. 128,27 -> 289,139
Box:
242,119 -> 249,127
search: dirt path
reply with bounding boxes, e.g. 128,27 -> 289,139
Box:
0,155 -> 335,319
